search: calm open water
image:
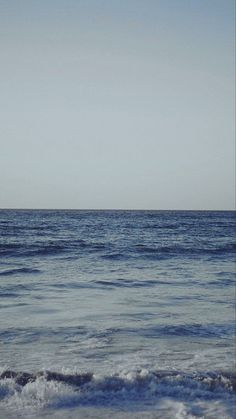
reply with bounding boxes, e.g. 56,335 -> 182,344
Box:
0,210 -> 235,418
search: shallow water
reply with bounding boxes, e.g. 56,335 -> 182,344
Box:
0,210 -> 235,418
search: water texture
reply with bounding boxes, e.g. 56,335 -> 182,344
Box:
0,210 -> 235,418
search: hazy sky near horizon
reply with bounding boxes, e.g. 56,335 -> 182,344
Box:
0,0 -> 235,209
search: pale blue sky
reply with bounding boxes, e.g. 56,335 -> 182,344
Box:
0,0 -> 235,209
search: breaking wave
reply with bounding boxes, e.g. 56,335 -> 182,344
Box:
0,369 -> 235,406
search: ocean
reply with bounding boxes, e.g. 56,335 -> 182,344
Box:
0,209 -> 235,418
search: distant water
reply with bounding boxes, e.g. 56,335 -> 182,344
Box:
0,210 -> 235,418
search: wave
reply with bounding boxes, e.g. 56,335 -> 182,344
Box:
1,322 -> 232,348
93,278 -> 159,288
0,369 -> 236,419
0,239 -> 109,258
0,369 -> 235,403
0,236 -> 235,261
0,326 -> 88,343
0,370 -> 93,387
205,278 -> 236,287
134,242 -> 236,257
48,277 -> 180,291
101,253 -> 127,261
0,267 -> 41,276
0,242 -> 66,257
103,322 -> 235,341
137,323 -> 235,339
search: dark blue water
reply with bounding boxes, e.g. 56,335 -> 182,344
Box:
0,210 -> 235,418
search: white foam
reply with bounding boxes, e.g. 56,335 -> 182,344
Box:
0,368 -> 235,419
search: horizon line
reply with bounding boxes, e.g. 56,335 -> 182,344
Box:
0,208 -> 234,212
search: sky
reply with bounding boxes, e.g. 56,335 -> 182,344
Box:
0,0 -> 235,210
